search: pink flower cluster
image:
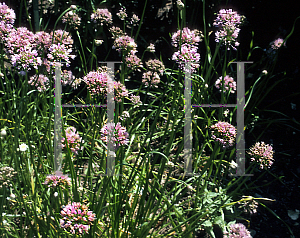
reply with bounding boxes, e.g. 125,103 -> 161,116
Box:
238,197 -> 259,215
4,27 -> 35,54
215,75 -> 237,93
0,2 -> 15,25
0,3 -> 15,41
223,223 -> 252,238
145,59 -> 165,75
125,52 -> 143,71
61,127 -> 84,155
60,202 -> 96,235
83,69 -> 128,101
113,35 -> 137,54
129,94 -> 142,105
171,27 -> 202,48
171,27 -> 202,73
142,71 -> 161,88
62,10 -> 81,30
43,174 -> 72,189
130,14 -> 140,26
28,74 -> 50,92
100,122 -> 129,148
61,70 -> 81,89
248,141 -> 274,169
116,7 -> 127,21
83,70 -> 108,95
11,46 -> 42,73
270,38 -> 286,50
213,9 -> 244,50
91,8 -> 113,25
109,26 -> 125,39
48,43 -> 75,67
210,121 -> 236,148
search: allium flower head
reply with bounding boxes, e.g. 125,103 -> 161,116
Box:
130,94 -> 142,105
147,43 -> 155,52
223,223 -> 252,238
0,3 -> 16,25
130,14 -> 140,26
47,43 -> 75,67
34,31 -> 52,53
51,30 -> 74,48
270,38 -> 286,50
43,174 -> 72,189
0,165 -> 17,189
109,26 -> 125,39
125,52 -> 143,71
100,122 -> 129,148
83,70 -> 128,101
60,202 -> 96,235
215,75 -> 236,93
210,121 -> 236,148
145,59 -> 165,75
61,126 -> 84,155
116,7 -> 127,20
171,27 -> 202,47
142,71 -> 161,88
172,43 -> 200,73
28,74 -> 50,92
91,8 -> 113,25
62,10 -> 81,30
11,46 -> 42,73
113,35 -> 137,54
213,9 -> 244,50
5,27 -> 35,54
248,141 -> 274,169
238,196 -> 259,215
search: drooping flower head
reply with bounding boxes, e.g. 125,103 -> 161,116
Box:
60,202 -> 96,235
248,141 -> 274,169
210,121 -> 236,148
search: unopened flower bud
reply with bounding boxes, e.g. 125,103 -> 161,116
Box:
1,129 -> 6,138
177,0 -> 184,10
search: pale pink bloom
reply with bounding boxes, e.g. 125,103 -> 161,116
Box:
100,122 -> 129,148
43,174 -> 72,189
215,75 -> 236,93
113,35 -> 137,54
60,202 -> 95,235
116,7 -> 127,20
28,74 -> 50,92
171,27 -> 202,47
62,10 -> 81,30
145,59 -> 165,75
270,38 -> 286,50
248,141 -> 274,169
61,126 -> 84,155
213,9 -> 244,50
142,71 -> 161,88
210,121 -> 236,148
0,2 -> 16,25
91,8 -> 112,25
